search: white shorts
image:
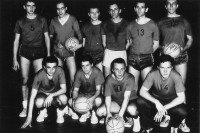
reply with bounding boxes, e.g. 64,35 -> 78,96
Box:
102,49 -> 127,68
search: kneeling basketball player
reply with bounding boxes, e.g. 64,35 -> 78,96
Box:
21,56 -> 68,128
68,55 -> 104,124
97,58 -> 141,132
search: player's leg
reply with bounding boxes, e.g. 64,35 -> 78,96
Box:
33,58 -> 43,73
55,94 -> 68,123
19,56 -> 31,117
65,56 -> 76,94
126,99 -> 140,132
141,66 -> 153,80
68,97 -> 79,120
175,63 -> 187,84
35,93 -> 48,122
91,96 -> 103,124
129,66 -> 140,90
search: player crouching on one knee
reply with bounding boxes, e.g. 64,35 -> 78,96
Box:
96,58 -> 141,132
21,56 -> 68,128
137,54 -> 187,133
68,55 -> 105,124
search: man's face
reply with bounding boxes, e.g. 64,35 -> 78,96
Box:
45,63 -> 57,77
165,0 -> 178,14
89,8 -> 100,21
158,61 -> 173,80
81,61 -> 93,74
134,3 -> 148,17
56,3 -> 67,18
109,4 -> 121,19
113,63 -> 126,80
24,2 -> 36,14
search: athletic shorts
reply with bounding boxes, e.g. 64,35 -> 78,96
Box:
83,50 -> 104,66
103,49 -> 127,68
174,51 -> 188,65
19,45 -> 44,61
128,53 -> 154,71
53,44 -> 74,61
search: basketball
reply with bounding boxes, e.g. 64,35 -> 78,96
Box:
106,116 -> 125,133
163,42 -> 181,58
74,96 -> 91,114
65,37 -> 79,50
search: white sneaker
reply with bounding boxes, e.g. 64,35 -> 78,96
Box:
68,108 -> 79,120
160,115 -> 170,127
124,117 -> 133,127
19,108 -> 27,117
19,101 -> 27,117
133,117 -> 141,132
36,108 -> 48,122
179,120 -> 190,132
171,127 -> 178,133
99,118 -> 104,124
91,110 -> 98,124
56,108 -> 65,123
79,114 -> 88,122
63,106 -> 68,115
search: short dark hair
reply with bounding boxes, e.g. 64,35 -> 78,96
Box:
108,1 -> 121,10
165,0 -> 178,5
157,54 -> 174,67
81,54 -> 93,64
111,58 -> 126,70
136,0 -> 148,8
24,0 -> 36,5
89,4 -> 100,12
56,1 -> 66,7
42,56 -> 58,66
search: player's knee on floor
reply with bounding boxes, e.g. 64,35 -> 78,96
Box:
57,94 -> 68,105
94,97 -> 102,107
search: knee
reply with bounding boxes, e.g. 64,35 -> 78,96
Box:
96,105 -> 106,117
127,104 -> 139,116
57,95 -> 68,105
21,77 -> 29,85
137,97 -> 147,107
35,97 -> 45,108
173,106 -> 187,118
94,97 -> 102,107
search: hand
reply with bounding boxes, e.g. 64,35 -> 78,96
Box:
12,59 -> 20,71
106,113 -> 112,123
116,114 -> 124,123
87,97 -> 94,110
43,94 -> 53,108
154,112 -> 163,122
69,45 -> 77,52
21,117 -> 32,128
155,100 -> 167,117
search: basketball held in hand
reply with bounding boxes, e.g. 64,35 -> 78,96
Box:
74,96 -> 91,114
65,37 -> 79,50
163,42 -> 181,58
106,116 -> 125,133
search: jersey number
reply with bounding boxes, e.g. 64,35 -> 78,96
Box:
137,29 -> 144,36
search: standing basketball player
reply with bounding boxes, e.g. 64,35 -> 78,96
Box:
21,56 -> 68,128
81,5 -> 105,71
97,58 -> 141,132
102,2 -> 130,77
126,1 -> 159,93
68,55 -> 104,124
49,1 -> 83,94
13,0 -> 50,118
137,54 -> 188,133
158,0 -> 193,131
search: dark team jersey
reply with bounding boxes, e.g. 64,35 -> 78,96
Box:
158,16 -> 192,48
81,22 -> 104,52
127,19 -> 159,55
14,15 -> 48,47
49,15 -> 83,45
74,67 -> 104,96
102,19 -> 129,51
143,69 -> 185,99
104,72 -> 138,105
32,67 -> 66,93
